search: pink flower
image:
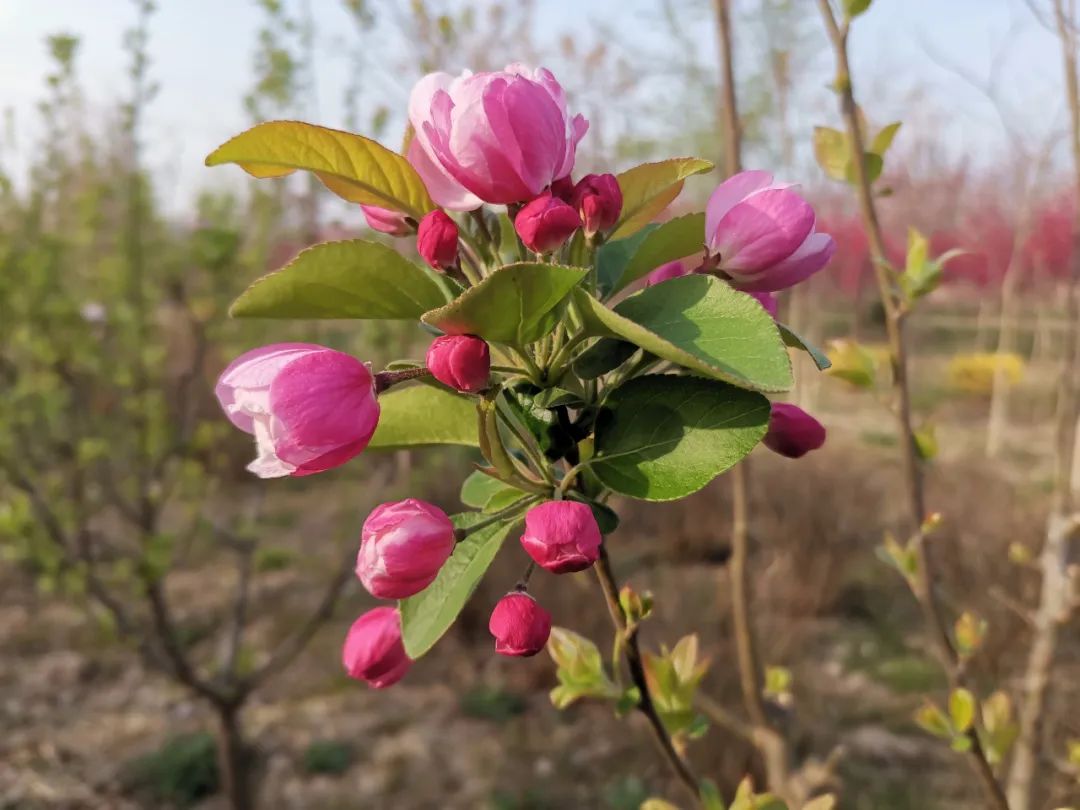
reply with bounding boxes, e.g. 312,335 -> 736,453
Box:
360,204 -> 411,236
520,501 -> 602,574
549,174 -> 575,202
515,193 -> 582,253
215,343 -> 379,478
408,64 -> 589,208
571,173 -> 622,235
706,170 -> 835,292
646,260 -> 689,286
356,499 -> 455,599
342,607 -> 411,688
416,209 -> 459,270
489,592 -> 552,657
426,335 -> 490,393
751,291 -> 778,319
763,403 -> 826,458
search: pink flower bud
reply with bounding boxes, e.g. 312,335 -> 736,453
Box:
520,501 -> 602,574
342,607 -> 411,688
763,403 -> 826,458
751,291 -> 778,319
215,344 -> 380,479
489,592 -> 552,657
356,499 -> 455,599
408,65 -> 589,208
646,260 -> 689,286
571,173 -> 622,235
360,204 -> 411,236
417,210 -> 459,270
426,334 -> 490,393
515,193 -> 582,253
706,170 -> 835,292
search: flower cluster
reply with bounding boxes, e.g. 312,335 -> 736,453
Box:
210,63 -> 832,690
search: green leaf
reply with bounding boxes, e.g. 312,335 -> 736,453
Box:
422,263 -> 587,346
699,779 -> 725,810
843,0 -> 873,18
399,514 -> 520,658
949,688 -> 976,733
597,225 -> 657,296
591,374 -> 770,501
205,120 -> 436,219
845,152 -> 884,184
778,323 -> 831,371
576,275 -> 793,392
459,471 -> 529,511
813,127 -> 849,182
573,338 -> 640,380
871,121 -> 902,155
612,158 -> 714,239
368,384 -> 478,450
825,339 -> 877,388
230,240 -> 452,319
611,213 -> 706,294
914,701 -> 953,739
914,423 -> 938,461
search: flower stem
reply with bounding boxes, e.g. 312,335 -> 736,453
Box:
594,545 -> 702,806
373,366 -> 432,393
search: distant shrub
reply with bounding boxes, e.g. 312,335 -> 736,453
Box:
459,685 -> 527,723
123,732 -> 219,806
302,739 -> 354,776
948,352 -> 1024,395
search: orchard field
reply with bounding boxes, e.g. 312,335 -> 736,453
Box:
0,2 -> 1077,809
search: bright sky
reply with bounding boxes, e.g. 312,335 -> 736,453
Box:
0,0 -> 1066,217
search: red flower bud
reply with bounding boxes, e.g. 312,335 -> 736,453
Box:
341,607 -> 411,688
426,335 -> 490,393
520,501 -> 602,574
763,403 -> 826,458
514,193 -> 582,253
571,173 -> 622,235
356,498 -> 455,599
489,592 -> 552,657
417,210 -> 459,270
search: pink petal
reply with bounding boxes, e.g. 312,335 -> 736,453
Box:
406,140 -> 481,211
215,343 -> 323,434
734,231 -> 836,293
268,350 -> 379,467
705,170 -> 775,238
712,188 -> 816,272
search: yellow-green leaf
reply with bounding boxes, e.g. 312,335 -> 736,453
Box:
813,127 -> 848,182
230,240 -> 452,319
368,384 -> 479,450
206,120 -> 436,219
612,158 -> 714,239
949,688 -> 976,733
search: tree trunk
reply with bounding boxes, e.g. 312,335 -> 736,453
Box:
216,702 -> 256,810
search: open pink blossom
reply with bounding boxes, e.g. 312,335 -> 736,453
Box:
706,170 -> 835,292
489,592 -> 552,657
356,499 -> 455,599
763,403 -> 826,458
215,343 -> 379,478
408,64 -> 589,208
342,607 -> 411,688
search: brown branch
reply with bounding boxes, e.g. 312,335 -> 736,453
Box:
595,545 -> 702,806
815,3 -> 1010,808
1007,2 -> 1080,806
239,546 -> 355,694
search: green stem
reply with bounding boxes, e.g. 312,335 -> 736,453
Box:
455,495 -> 540,540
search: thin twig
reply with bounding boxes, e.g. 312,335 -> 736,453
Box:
595,545 -> 702,806
815,3 -> 1010,807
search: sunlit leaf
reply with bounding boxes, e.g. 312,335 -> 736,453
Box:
611,158 -> 714,239
369,384 -> 478,450
206,120 -> 436,218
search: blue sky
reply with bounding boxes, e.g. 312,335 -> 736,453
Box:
0,0 -> 1065,216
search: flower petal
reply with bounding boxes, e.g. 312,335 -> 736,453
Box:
713,188 -> 816,272
733,231 -> 836,292
215,343 -> 323,433
705,170 -> 775,240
